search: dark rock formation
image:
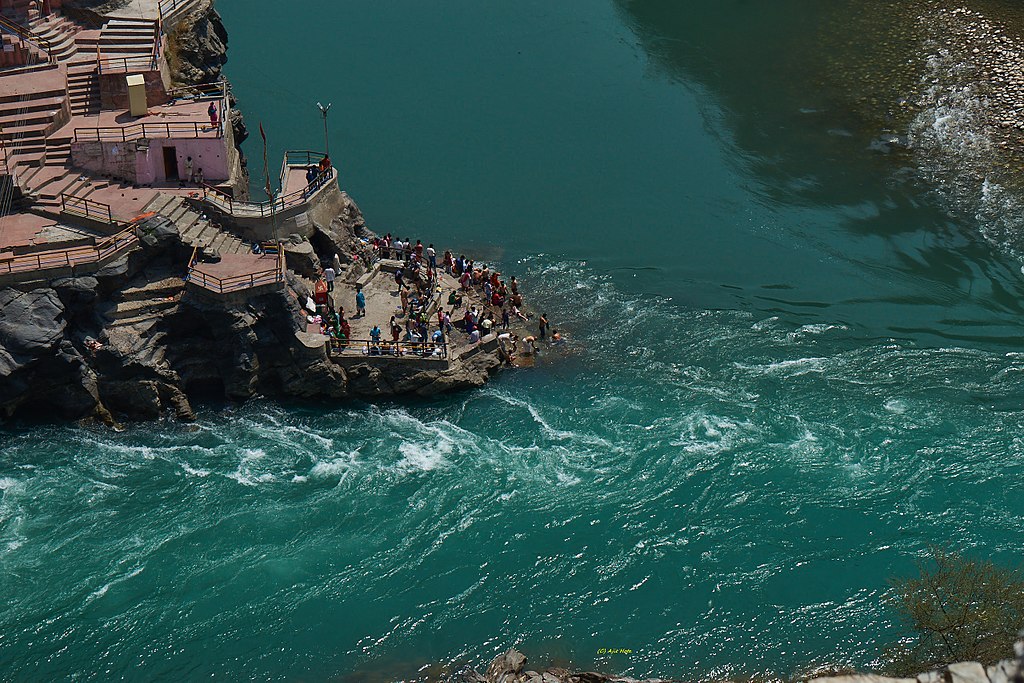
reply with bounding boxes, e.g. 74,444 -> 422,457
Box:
0,199 -> 506,425
168,5 -> 229,85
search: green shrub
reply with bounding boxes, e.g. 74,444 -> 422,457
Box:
885,548 -> 1024,675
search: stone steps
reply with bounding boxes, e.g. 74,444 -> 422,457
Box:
143,194 -> 248,256
117,276 -> 184,302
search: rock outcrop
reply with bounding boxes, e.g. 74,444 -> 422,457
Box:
451,648 -> 669,683
0,207 -> 506,425
168,3 -> 229,85
449,644 -> 1024,683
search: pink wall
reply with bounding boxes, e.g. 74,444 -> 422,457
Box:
135,138 -> 231,186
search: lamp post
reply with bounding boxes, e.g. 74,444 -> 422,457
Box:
316,102 -> 332,157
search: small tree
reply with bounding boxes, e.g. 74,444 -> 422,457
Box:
885,547 -> 1024,675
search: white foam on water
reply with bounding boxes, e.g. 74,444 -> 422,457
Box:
556,471 -> 582,486
87,565 -> 145,602
734,356 -> 829,377
179,463 -> 211,478
481,387 -> 618,451
310,449 -> 360,479
398,439 -> 450,472
787,323 -> 849,342
884,398 -> 908,414
226,448 -> 276,486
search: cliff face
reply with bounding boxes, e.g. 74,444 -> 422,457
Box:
167,5 -> 229,85
0,213 -> 503,425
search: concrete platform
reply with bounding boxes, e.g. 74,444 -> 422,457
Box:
52,98 -> 218,140
0,213 -> 59,250
189,252 -> 282,293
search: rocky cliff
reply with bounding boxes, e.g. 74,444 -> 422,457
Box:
0,207 -> 504,425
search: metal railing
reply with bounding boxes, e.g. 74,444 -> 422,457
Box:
185,249 -> 284,294
95,18 -> 160,74
166,79 -> 228,102
328,338 -> 448,359
200,166 -> 335,219
73,121 -> 218,143
60,193 -> 114,224
96,54 -> 158,74
157,0 -> 191,29
0,15 -> 52,63
0,225 -> 138,277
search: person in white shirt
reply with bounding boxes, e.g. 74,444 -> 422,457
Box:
323,266 -> 336,292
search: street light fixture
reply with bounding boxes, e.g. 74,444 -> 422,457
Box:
316,102 -> 332,157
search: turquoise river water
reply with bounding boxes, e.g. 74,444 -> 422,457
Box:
3,0 -> 1024,680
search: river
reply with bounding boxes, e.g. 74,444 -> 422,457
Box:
2,0 -> 1024,679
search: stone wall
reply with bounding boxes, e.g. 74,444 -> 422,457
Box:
197,174 -> 350,242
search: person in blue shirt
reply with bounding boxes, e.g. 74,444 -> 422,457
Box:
369,325 -> 382,354
355,285 -> 366,317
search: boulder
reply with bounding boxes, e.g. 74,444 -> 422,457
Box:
0,288 -> 66,357
282,238 -> 319,279
947,662 -> 989,683
485,649 -> 527,683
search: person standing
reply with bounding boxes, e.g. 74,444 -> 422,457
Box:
369,324 -> 382,353
426,244 -> 436,270
208,102 -> 219,130
355,285 -> 366,317
323,266 -> 335,292
539,313 -> 549,340
400,286 -> 409,317
394,267 -> 404,293
184,156 -> 194,185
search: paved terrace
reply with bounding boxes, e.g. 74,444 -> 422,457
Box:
53,98 -> 219,141
187,251 -> 284,295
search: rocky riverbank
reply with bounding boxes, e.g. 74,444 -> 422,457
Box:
451,646 -> 1024,683
0,0 -> 516,426
0,193 -> 510,425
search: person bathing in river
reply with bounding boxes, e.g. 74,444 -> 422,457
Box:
539,313 -> 549,340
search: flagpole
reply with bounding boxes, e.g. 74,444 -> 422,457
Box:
259,121 -> 279,247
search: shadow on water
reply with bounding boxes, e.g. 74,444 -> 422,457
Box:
612,0 -> 1024,346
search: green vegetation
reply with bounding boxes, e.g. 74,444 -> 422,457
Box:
885,548 -> 1024,675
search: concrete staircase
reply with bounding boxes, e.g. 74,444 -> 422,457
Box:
144,193 -> 250,256
0,32 -> 45,68
75,17 -> 159,71
0,67 -> 67,160
16,163 -> 101,213
0,0 -> 36,23
103,275 -> 184,329
27,13 -> 78,61
65,60 -> 99,115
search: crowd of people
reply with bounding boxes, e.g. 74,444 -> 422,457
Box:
306,232 -> 562,364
